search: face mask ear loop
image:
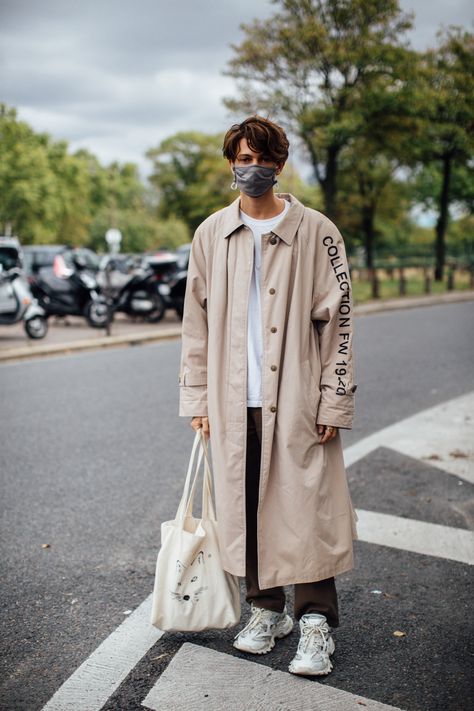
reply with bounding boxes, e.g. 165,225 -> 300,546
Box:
273,166 -> 280,190
230,165 -> 238,190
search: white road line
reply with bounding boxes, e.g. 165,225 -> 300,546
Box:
355,509 -> 474,565
344,391 -> 474,484
41,595 -> 163,711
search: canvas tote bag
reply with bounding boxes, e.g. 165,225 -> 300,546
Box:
150,427 -> 241,632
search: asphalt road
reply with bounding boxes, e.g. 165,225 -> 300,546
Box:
1,300 -> 473,711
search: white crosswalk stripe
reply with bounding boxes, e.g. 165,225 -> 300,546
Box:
142,643 -> 405,711
41,597 -> 164,711
355,509 -> 474,565
344,391 -> 474,484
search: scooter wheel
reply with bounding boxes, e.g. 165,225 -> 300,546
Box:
85,300 -> 111,328
24,316 -> 49,339
144,293 -> 166,323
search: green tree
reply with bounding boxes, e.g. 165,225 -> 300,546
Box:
338,148 -> 414,268
0,104 -> 103,244
146,131 -> 234,232
0,104 -> 61,241
47,140 -> 95,246
223,0 -> 415,220
88,209 -> 189,254
410,27 -> 474,279
276,162 -> 323,209
0,103 -> 183,252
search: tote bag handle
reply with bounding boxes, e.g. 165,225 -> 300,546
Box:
197,429 -> 216,521
179,428 -> 216,522
175,428 -> 216,522
175,429 -> 203,521
184,428 -> 216,521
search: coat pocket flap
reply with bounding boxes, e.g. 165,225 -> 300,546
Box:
179,370 -> 208,386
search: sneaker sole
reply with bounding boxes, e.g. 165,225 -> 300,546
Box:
288,658 -> 333,676
233,616 -> 294,655
288,640 -> 335,676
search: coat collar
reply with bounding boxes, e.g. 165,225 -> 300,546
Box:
220,192 -> 306,246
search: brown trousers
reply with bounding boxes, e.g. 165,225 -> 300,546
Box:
245,406 -> 339,627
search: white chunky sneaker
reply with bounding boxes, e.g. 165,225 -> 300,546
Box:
233,603 -> 293,654
288,613 -> 335,676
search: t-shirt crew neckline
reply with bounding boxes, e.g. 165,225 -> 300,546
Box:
240,199 -> 290,224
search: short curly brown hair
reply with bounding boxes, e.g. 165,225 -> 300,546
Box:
222,115 -> 289,164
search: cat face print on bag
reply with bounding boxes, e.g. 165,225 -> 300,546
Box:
171,586 -> 208,605
175,550 -> 205,574
171,550 -> 210,605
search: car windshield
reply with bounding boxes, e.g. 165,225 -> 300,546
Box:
63,249 -> 100,271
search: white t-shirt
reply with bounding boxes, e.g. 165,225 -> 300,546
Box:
240,199 -> 291,406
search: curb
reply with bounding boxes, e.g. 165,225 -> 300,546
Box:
0,328 -> 182,363
1,290 -> 473,364
353,289 -> 474,315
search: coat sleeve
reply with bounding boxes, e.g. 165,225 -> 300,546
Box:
310,219 -> 357,430
178,226 -> 209,417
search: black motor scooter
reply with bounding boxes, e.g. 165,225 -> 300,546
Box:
100,257 -> 167,323
28,250 -> 109,328
158,268 -> 187,319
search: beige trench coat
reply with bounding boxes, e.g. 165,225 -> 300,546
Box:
178,192 -> 358,589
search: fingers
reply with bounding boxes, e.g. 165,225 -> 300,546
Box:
190,416 -> 210,439
190,416 -> 202,432
317,424 -> 338,444
201,417 -> 210,439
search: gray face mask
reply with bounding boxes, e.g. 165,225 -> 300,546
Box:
232,164 -> 278,197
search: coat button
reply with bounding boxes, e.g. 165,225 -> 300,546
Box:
270,236 -> 278,244
270,326 -> 277,333
270,405 -> 277,412
269,288 -> 276,294
270,364 -> 277,371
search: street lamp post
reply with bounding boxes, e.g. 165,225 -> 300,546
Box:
104,229 -> 122,336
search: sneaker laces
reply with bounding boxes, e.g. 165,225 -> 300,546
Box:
299,621 -> 331,656
238,606 -> 273,637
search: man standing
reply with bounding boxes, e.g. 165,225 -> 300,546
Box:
178,115 -> 358,675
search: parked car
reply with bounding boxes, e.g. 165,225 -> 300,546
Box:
22,245 -> 100,278
22,244 -> 67,277
62,247 -> 100,273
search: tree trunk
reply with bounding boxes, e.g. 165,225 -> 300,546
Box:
303,137 -> 339,220
434,154 -> 451,281
362,204 -> 379,299
362,205 -> 375,270
324,146 -> 338,220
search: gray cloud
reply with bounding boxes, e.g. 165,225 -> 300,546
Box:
0,0 -> 472,176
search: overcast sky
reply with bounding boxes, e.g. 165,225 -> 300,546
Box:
1,0 -> 472,179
